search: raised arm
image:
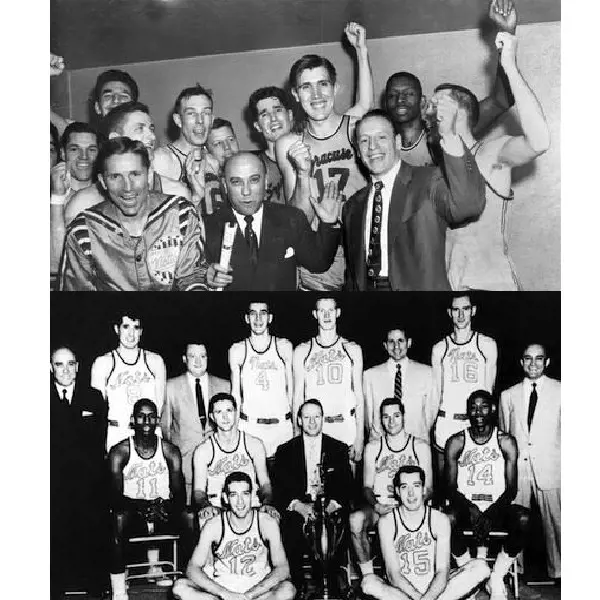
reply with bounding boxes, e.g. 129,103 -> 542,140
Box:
343,22 -> 373,118
50,162 -> 70,274
495,31 -> 551,167
50,53 -> 73,136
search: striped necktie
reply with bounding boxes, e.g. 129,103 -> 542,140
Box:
394,363 -> 402,401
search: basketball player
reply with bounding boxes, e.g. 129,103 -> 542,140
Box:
446,390 -> 530,600
154,85 -> 220,204
442,26 -> 550,290
292,297 -> 364,462
430,295 -> 497,500
91,312 -> 166,450
350,398 -> 432,578
248,86 -> 295,204
276,22 -> 372,290
64,102 -> 191,224
362,465 -> 490,600
229,302 -> 293,468
173,471 -> 295,600
108,399 -> 192,600
192,393 -> 278,523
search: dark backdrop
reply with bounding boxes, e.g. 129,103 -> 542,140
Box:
51,292 -> 560,395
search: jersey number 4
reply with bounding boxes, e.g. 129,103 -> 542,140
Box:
466,463 -> 493,486
313,167 -> 350,198
254,370 -> 270,391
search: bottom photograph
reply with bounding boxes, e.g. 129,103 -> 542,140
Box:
50,292 -> 560,600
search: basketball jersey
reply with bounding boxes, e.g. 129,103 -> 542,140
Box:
304,337 -> 356,445
299,115 -> 367,291
165,144 -> 189,186
206,433 -> 259,508
105,349 -> 158,449
123,437 -> 170,501
240,337 -> 288,419
259,151 -> 285,205
212,510 -> 271,593
392,506 -> 436,594
399,130 -> 433,167
373,435 -> 420,506
457,428 -> 505,511
203,171 -> 227,216
440,333 -> 488,416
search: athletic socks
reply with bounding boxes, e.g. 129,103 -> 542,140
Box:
453,550 -> 471,568
110,572 -> 127,599
358,560 -> 374,576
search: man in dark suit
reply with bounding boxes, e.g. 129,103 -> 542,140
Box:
50,345 -> 108,598
342,107 -> 485,291
204,152 -> 341,291
160,341 -> 230,502
273,399 -> 353,597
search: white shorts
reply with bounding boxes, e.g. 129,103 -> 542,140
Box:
239,415 -> 293,458
433,414 -> 468,451
323,412 -> 356,447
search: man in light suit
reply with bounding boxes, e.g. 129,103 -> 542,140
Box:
342,107 -> 485,291
499,343 -> 560,582
363,326 -> 433,442
161,342 -> 230,502
204,152 -> 341,291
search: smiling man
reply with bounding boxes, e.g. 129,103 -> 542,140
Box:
59,137 -> 211,291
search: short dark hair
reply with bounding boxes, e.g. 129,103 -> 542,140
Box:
209,392 -> 237,414
386,326 -> 410,340
434,83 -> 480,131
210,117 -> 234,133
223,471 -> 253,496
174,84 -> 213,115
51,123 -> 60,152
314,296 -> 338,311
112,311 -> 143,329
97,137 -> 150,174
380,397 -> 405,419
50,345 -> 77,362
354,109 -> 395,143
94,69 -> 139,104
248,87 -> 294,122
522,343 -> 548,358
466,389 -> 496,410
61,122 -> 99,150
393,465 -> 426,489
102,101 -> 151,137
289,54 -> 337,89
386,72 -> 423,98
298,398 -> 324,421
449,292 -> 475,307
132,398 -> 157,416
247,301 -> 271,314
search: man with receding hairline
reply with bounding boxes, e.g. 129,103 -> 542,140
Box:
204,152 -> 341,291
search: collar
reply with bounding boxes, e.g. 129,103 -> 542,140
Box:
55,382 -> 75,396
303,433 -> 322,447
524,375 -> 546,390
232,205 -> 264,228
371,158 -> 402,190
387,357 -> 408,373
187,371 -> 208,384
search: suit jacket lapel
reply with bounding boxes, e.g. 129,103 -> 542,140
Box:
300,436 -> 308,495
349,188 -> 369,285
388,162 -> 414,238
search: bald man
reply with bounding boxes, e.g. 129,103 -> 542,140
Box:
203,152 -> 341,291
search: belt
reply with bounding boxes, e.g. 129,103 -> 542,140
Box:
324,408 -> 356,423
366,274 -> 391,291
437,410 -> 468,420
108,419 -> 121,427
240,411 -> 292,425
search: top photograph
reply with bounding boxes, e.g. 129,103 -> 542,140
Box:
50,0 -> 560,292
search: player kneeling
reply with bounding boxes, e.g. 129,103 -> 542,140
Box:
362,466 -> 489,600
173,471 -> 295,600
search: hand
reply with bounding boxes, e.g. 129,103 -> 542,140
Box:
294,501 -> 316,522
206,263 -> 233,289
435,95 -> 459,139
344,22 -> 367,53
199,505 -> 220,521
349,442 -> 363,462
489,0 -> 517,35
310,180 -> 342,224
374,503 -> 395,516
495,31 -> 518,71
259,504 -> 281,522
287,140 -> 312,174
222,591 -> 250,600
50,53 -> 65,76
467,503 -> 483,529
185,148 -> 207,196
473,512 -> 493,543
50,162 -> 70,195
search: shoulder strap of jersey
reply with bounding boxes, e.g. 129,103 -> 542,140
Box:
142,349 -> 156,378
374,436 -> 384,463
106,351 -> 117,387
256,509 -> 267,544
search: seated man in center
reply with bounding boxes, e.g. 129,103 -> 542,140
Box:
204,152 -> 341,291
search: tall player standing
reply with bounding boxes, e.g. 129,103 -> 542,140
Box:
276,22 -> 373,290
430,295 -> 497,502
91,312 -> 166,450
229,302 -> 294,472
293,297 -> 364,463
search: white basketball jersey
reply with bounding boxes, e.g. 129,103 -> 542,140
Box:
206,433 -> 259,508
123,437 -> 170,501
212,510 -> 271,593
240,337 -> 288,418
457,428 -> 505,511
373,435 -> 420,506
440,333 -> 487,416
392,506 -> 436,594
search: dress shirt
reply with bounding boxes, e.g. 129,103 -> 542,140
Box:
303,433 -> 323,499
363,159 -> 403,277
55,383 -> 75,404
523,375 -> 546,424
387,357 -> 409,382
186,371 -> 209,416
233,205 -> 264,246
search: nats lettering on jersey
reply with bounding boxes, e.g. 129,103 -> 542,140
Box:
217,536 -> 261,561
305,348 -> 345,372
109,370 -> 153,404
395,530 -> 433,553
208,453 -> 251,477
376,454 -> 419,477
457,446 -> 500,467
447,348 -> 480,363
248,356 -> 279,371
124,460 -> 168,482
312,147 -> 353,169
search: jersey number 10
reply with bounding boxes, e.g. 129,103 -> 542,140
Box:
315,362 -> 343,385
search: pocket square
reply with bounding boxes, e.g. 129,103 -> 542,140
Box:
82,410 -> 94,417
284,247 -> 295,259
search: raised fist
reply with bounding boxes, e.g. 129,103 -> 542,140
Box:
344,22 -> 367,52
50,162 -> 70,196
434,95 -> 460,139
50,53 -> 65,77
287,140 -> 312,174
489,0 -> 517,35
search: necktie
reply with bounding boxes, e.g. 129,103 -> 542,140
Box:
367,181 -> 384,277
394,363 -> 402,401
195,378 -> 206,429
244,215 -> 258,267
527,382 -> 537,431
60,388 -> 69,406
